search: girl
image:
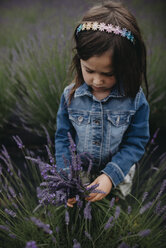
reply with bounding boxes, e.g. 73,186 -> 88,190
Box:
55,1 -> 150,207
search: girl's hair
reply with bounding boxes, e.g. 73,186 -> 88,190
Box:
69,1 -> 148,103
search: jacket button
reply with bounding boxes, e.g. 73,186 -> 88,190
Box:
93,141 -> 100,146
78,116 -> 83,123
94,120 -> 100,125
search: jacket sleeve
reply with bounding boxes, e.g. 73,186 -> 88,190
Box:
55,93 -> 75,170
102,91 -> 150,187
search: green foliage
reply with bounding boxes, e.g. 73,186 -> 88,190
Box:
0,58 -> 17,128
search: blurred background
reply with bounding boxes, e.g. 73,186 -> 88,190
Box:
0,0 -> 165,158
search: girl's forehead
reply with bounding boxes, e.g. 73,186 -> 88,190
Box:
82,50 -> 113,70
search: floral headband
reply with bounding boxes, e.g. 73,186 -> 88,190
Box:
76,22 -> 135,43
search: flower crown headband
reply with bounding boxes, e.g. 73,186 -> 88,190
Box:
76,22 -> 135,43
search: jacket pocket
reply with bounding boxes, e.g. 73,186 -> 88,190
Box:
68,111 -> 90,126
107,112 -> 131,127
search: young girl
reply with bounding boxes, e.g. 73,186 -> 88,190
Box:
55,1 -> 150,207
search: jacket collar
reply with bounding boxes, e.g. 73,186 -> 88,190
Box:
74,82 -> 125,99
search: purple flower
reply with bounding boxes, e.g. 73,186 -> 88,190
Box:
5,208 -> 16,217
142,192 -> 148,203
45,145 -> 55,164
30,217 -> 52,234
154,201 -> 161,215
118,242 -> 130,248
0,225 -> 10,232
65,210 -> 70,225
104,216 -> 114,230
109,197 -> 115,208
25,240 -> 38,248
127,206 -> 132,214
115,206 -> 121,219
138,229 -> 151,237
8,186 -> 16,198
150,128 -> 160,144
139,201 -> 153,214
156,179 -> 166,200
73,239 -> 81,248
85,231 -> 92,241
56,226 -> 59,233
8,233 -> 16,239
13,135 -> 24,149
84,202 -> 92,220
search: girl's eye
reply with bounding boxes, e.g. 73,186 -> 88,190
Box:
86,70 -> 94,74
102,72 -> 114,77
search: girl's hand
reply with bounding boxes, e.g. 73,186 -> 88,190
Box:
67,198 -> 76,207
86,174 -> 112,202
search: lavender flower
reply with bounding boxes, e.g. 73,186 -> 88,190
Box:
0,225 -> 10,232
104,216 -> 114,230
25,240 -> 38,248
118,242 -> 130,248
127,205 -> 132,214
73,239 -> 81,248
8,233 -> 16,239
12,135 -> 24,149
4,208 -> 16,217
30,217 -> 52,234
109,197 -> 115,208
154,201 -> 161,215
56,226 -> 59,233
8,186 -> 16,198
45,145 -> 55,164
84,202 -> 92,220
115,206 -> 121,219
65,210 -> 70,225
142,192 -> 148,203
139,201 -> 153,214
85,231 -> 92,241
155,179 -> 166,200
138,229 -> 151,237
150,128 -> 160,144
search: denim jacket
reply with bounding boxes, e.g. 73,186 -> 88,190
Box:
55,82 -> 150,187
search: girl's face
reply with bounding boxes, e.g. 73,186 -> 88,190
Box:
80,50 -> 116,100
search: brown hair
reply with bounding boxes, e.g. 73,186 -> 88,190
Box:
69,1 -> 148,103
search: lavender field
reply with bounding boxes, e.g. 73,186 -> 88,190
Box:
0,0 -> 166,247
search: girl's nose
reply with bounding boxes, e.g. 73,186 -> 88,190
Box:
93,75 -> 104,85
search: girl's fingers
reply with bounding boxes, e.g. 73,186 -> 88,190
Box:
67,198 -> 76,207
68,198 -> 76,203
67,202 -> 74,207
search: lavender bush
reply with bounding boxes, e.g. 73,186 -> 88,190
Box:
0,131 -> 166,247
0,59 -> 17,129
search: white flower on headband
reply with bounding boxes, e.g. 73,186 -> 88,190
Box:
114,26 -> 121,34
105,24 -> 113,33
121,28 -> 127,37
92,22 -> 99,30
99,22 -> 106,31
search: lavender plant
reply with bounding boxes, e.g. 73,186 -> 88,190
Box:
0,59 -> 17,129
0,131 -> 166,247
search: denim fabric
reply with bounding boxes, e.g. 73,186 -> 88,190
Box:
55,82 -> 150,187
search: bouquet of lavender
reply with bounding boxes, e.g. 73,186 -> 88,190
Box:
27,133 -> 102,208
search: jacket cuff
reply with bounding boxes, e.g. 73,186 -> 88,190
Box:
101,162 -> 125,187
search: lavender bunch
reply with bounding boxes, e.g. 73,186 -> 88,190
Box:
27,133 -> 101,208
